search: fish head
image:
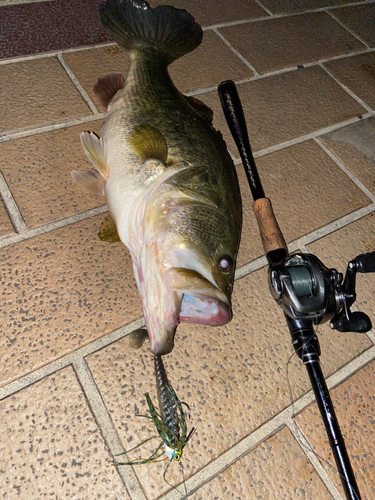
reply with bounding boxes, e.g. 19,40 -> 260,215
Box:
139,199 -> 240,356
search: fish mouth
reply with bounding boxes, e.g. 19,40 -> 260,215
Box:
148,267 -> 232,356
165,267 -> 232,326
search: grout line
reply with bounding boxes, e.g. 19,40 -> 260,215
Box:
0,0 -> 54,5
366,330 -> 375,345
290,203 -> 375,249
212,28 -> 259,76
0,316 -> 145,401
235,255 -> 268,280
315,138 -> 375,203
0,172 -> 27,234
0,42 -> 117,66
319,64 -> 373,113
253,0 -> 274,16
201,1 -> 375,30
327,10 -> 371,49
73,357 -> 147,500
287,422 -> 343,500
0,204 -> 108,249
57,53 -> 99,114
186,47 -> 375,97
317,344 -> 375,392
203,15 -> 274,31
0,51 -> 57,65
230,112 -> 375,162
0,113 -> 104,143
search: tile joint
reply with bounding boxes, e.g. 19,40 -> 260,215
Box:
73,357 -> 147,500
0,171 -> 27,234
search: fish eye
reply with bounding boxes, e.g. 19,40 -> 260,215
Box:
218,254 -> 233,273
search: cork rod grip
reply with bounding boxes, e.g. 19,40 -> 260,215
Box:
253,198 -> 287,256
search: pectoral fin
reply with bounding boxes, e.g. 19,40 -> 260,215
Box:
98,213 -> 120,242
129,124 -> 168,164
80,131 -> 109,179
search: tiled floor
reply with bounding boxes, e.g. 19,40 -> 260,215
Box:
1,0 -> 375,499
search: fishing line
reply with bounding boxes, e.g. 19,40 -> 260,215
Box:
181,461 -> 189,499
162,458 -> 187,498
285,323 -> 361,500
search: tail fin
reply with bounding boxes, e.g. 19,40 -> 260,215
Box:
99,0 -> 202,64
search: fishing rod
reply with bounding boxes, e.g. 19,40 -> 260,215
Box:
218,79 -> 375,500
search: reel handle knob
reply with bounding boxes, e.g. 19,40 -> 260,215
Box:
354,251 -> 375,273
331,311 -> 372,333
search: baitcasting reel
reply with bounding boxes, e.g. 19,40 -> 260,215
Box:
269,251 -> 375,333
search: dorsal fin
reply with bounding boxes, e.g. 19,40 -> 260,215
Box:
184,95 -> 213,124
129,124 -> 168,163
93,73 -> 125,111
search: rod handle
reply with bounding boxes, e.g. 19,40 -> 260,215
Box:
253,198 -> 288,263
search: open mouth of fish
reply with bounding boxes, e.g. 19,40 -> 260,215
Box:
138,260 -> 233,356
165,267 -> 232,327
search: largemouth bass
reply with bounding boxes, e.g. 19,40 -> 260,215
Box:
72,0 -> 242,355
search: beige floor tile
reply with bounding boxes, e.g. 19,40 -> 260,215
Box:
148,0 -> 267,27
202,66 -> 365,156
63,46 -> 131,111
321,116 -> 375,195
307,214 -> 375,322
0,121 -> 104,228
0,366 -> 127,498
259,0 -> 363,14
191,426 -> 332,499
236,140 -> 371,267
169,30 -> 253,93
0,58 -> 91,135
220,12 -> 364,74
0,200 -> 14,237
0,215 -> 142,387
333,4 -> 375,48
324,52 -> 375,110
86,266 -> 371,499
295,361 -> 375,498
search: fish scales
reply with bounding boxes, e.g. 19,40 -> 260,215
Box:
72,0 -> 242,355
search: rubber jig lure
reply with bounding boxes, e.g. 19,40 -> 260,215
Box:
114,355 -> 195,489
